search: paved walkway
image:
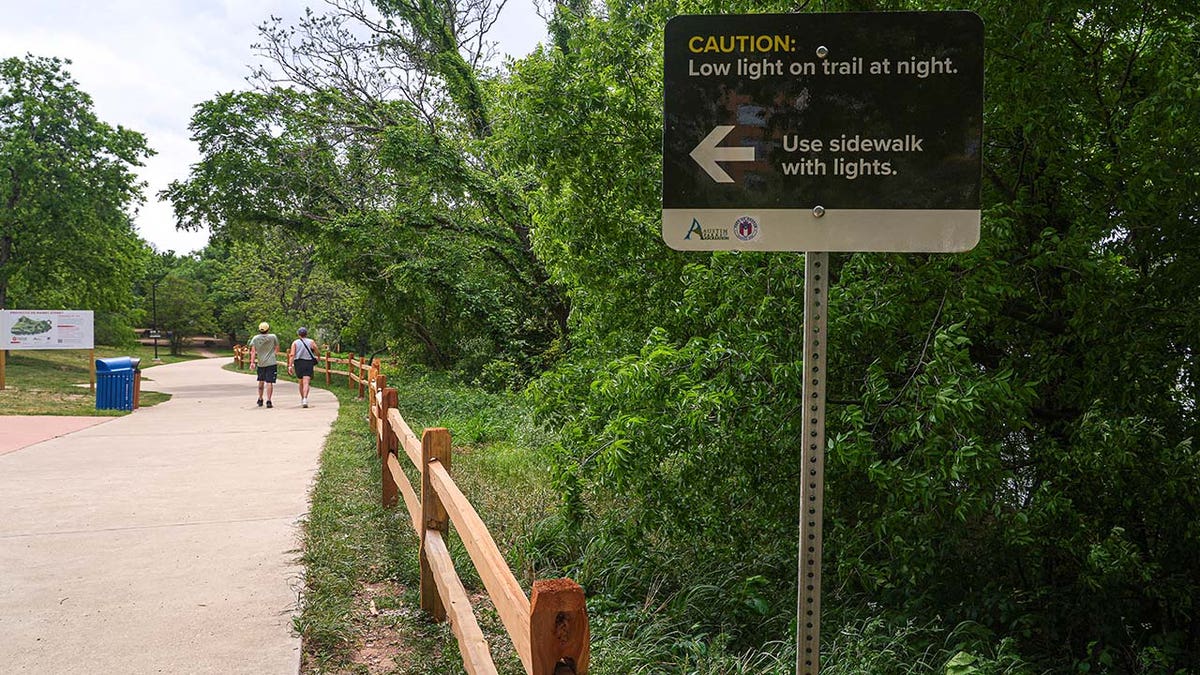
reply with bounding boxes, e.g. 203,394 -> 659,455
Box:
0,358 -> 338,674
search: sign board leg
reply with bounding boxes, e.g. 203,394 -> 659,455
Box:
797,252 -> 828,675
1,349 -> 6,390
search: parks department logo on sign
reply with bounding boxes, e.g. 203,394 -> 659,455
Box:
661,11 -> 984,252
684,218 -> 729,241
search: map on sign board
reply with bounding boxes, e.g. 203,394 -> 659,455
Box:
1,310 -> 95,350
662,11 -> 984,252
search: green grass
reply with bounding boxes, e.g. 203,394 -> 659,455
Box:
0,344 -> 215,415
295,366 -> 551,674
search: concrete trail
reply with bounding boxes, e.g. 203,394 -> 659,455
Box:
0,357 -> 338,674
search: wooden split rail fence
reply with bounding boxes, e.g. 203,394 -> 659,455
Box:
231,347 -> 591,670
367,364 -> 590,675
233,346 -> 375,399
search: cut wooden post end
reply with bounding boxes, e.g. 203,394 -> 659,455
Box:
530,578 -> 589,675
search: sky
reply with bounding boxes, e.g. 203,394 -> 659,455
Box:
1,0 -> 548,255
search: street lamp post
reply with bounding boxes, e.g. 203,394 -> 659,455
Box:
152,282 -> 161,362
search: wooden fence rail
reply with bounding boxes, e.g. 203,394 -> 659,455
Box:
233,346 -> 373,399
368,367 -> 590,675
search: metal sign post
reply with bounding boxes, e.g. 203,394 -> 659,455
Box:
660,11 -> 984,674
798,251 -> 828,674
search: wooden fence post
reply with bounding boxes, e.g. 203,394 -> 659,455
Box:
362,357 -> 378,399
384,388 -> 399,456
347,353 -> 355,392
372,372 -> 386,458
324,348 -> 331,386
530,579 -> 590,675
368,366 -> 379,429
380,386 -> 400,509
420,427 -> 452,621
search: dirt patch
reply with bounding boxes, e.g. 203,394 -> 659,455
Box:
301,580 -> 424,675
351,582 -> 412,674
299,576 -> 523,674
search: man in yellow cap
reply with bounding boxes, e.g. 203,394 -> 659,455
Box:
248,322 -> 280,408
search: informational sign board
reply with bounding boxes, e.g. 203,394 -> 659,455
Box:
1,310 -> 95,350
662,11 -> 984,252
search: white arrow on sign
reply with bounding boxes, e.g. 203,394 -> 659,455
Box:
689,125 -> 755,183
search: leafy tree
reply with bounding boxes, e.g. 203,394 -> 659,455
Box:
210,230 -> 364,348
154,274 -> 215,355
162,0 -> 566,379
493,0 -> 684,356
0,55 -> 152,324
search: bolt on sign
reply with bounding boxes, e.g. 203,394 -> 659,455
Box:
662,11 -> 984,252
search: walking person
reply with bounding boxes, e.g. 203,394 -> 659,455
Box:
287,327 -> 320,408
248,322 -> 280,408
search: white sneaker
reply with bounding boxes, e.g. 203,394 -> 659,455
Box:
302,398 -> 308,408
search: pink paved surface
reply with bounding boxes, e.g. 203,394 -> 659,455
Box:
0,415 -> 113,456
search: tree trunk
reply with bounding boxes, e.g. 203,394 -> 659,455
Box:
0,234 -> 11,308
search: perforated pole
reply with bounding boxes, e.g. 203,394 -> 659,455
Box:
797,251 -> 828,675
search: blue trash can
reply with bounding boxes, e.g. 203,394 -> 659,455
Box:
96,357 -> 136,410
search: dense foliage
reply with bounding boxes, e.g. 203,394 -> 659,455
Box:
169,0 -> 1200,671
514,0 -> 1199,671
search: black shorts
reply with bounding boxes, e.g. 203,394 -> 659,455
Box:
293,359 -> 315,379
256,365 -> 278,383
